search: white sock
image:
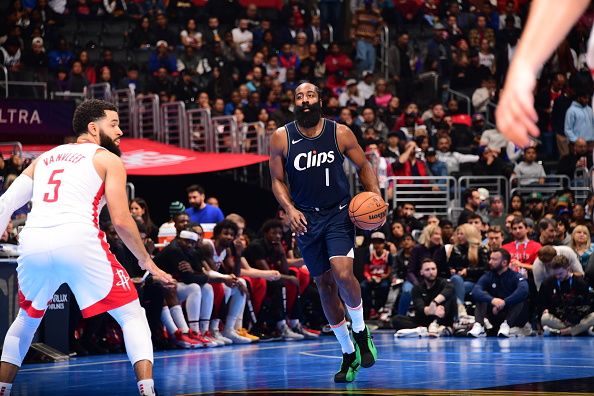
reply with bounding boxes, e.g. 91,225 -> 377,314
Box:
0,382 -> 12,396
160,307 -> 178,335
200,284 -> 214,328
170,305 -> 189,333
210,319 -> 221,332
288,319 -> 299,328
235,317 -> 243,330
137,379 -> 155,396
199,319 -> 210,334
331,319 -> 355,354
347,300 -> 365,333
277,320 -> 287,330
225,290 -> 246,332
186,291 -> 201,333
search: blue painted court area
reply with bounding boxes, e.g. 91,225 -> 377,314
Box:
13,334 -> 594,395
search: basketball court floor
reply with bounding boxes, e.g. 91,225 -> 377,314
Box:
11,332 -> 594,395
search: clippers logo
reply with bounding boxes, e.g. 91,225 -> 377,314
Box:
115,269 -> 131,291
293,150 -> 335,171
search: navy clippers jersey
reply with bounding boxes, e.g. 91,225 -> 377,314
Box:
284,119 -> 351,208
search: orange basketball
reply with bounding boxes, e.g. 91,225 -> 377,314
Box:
348,192 -> 388,231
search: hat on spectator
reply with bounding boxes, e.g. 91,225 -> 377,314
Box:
433,22 -> 446,30
478,187 -> 489,202
156,40 -> 168,48
362,70 -> 373,78
32,37 -> 44,47
425,147 -> 437,157
370,231 -> 386,241
388,130 -> 406,140
179,230 -> 198,241
556,196 -> 569,207
346,79 -> 358,86
169,201 -> 186,216
557,208 -> 570,216
527,192 -> 543,202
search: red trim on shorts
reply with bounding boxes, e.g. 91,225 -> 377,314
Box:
81,182 -> 138,318
18,290 -> 46,318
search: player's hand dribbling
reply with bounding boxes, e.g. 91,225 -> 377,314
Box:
495,61 -> 540,147
287,207 -> 307,236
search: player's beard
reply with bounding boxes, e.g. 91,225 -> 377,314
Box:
295,101 -> 322,129
99,129 -> 122,157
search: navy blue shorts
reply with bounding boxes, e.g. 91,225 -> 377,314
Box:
296,200 -> 355,277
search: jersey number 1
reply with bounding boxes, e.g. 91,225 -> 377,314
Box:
43,169 -> 64,203
325,168 -> 329,187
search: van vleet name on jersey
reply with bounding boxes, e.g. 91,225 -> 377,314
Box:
293,150 -> 335,171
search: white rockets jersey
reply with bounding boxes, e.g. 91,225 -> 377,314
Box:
25,143 -> 107,229
203,238 -> 227,270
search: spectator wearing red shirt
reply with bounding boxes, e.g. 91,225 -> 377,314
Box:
324,42 -> 353,76
503,217 -> 542,273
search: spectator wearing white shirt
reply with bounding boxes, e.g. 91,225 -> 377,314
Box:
472,76 -> 496,115
357,70 -> 375,100
436,136 -> 479,175
513,146 -> 546,185
339,79 -> 366,107
231,19 -> 253,57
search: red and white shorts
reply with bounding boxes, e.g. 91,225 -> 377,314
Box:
16,224 -> 138,319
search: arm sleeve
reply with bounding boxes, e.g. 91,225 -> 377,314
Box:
532,259 -> 547,291
564,109 -> 577,142
439,279 -> 455,301
504,275 -> 529,306
0,174 -> 33,236
411,285 -> 426,315
472,274 -> 494,303
215,207 -> 225,222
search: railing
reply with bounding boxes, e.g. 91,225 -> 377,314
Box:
50,92 -> 85,102
380,25 -> 390,80
0,81 -> 48,99
160,101 -> 187,148
134,94 -> 160,140
485,100 -> 497,128
240,122 -> 265,154
126,182 -> 135,200
114,89 -> 135,138
186,109 -> 212,151
387,176 -> 458,218
510,175 -> 571,200
459,176 -> 509,211
85,83 -> 112,101
447,88 -> 471,115
211,116 -> 239,153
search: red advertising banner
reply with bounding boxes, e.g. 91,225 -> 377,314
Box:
22,138 -> 269,175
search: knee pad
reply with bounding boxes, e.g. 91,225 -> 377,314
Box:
1,309 -> 42,367
110,301 -> 153,365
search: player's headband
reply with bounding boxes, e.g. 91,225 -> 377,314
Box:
179,230 -> 199,241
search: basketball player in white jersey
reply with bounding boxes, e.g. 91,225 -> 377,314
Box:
496,0 -> 591,147
0,99 -> 175,396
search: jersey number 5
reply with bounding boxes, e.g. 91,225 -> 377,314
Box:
43,169 -> 64,203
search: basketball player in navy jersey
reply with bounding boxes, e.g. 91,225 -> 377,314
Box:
269,82 -> 383,382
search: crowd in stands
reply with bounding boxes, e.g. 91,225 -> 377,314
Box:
2,0 -> 594,352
